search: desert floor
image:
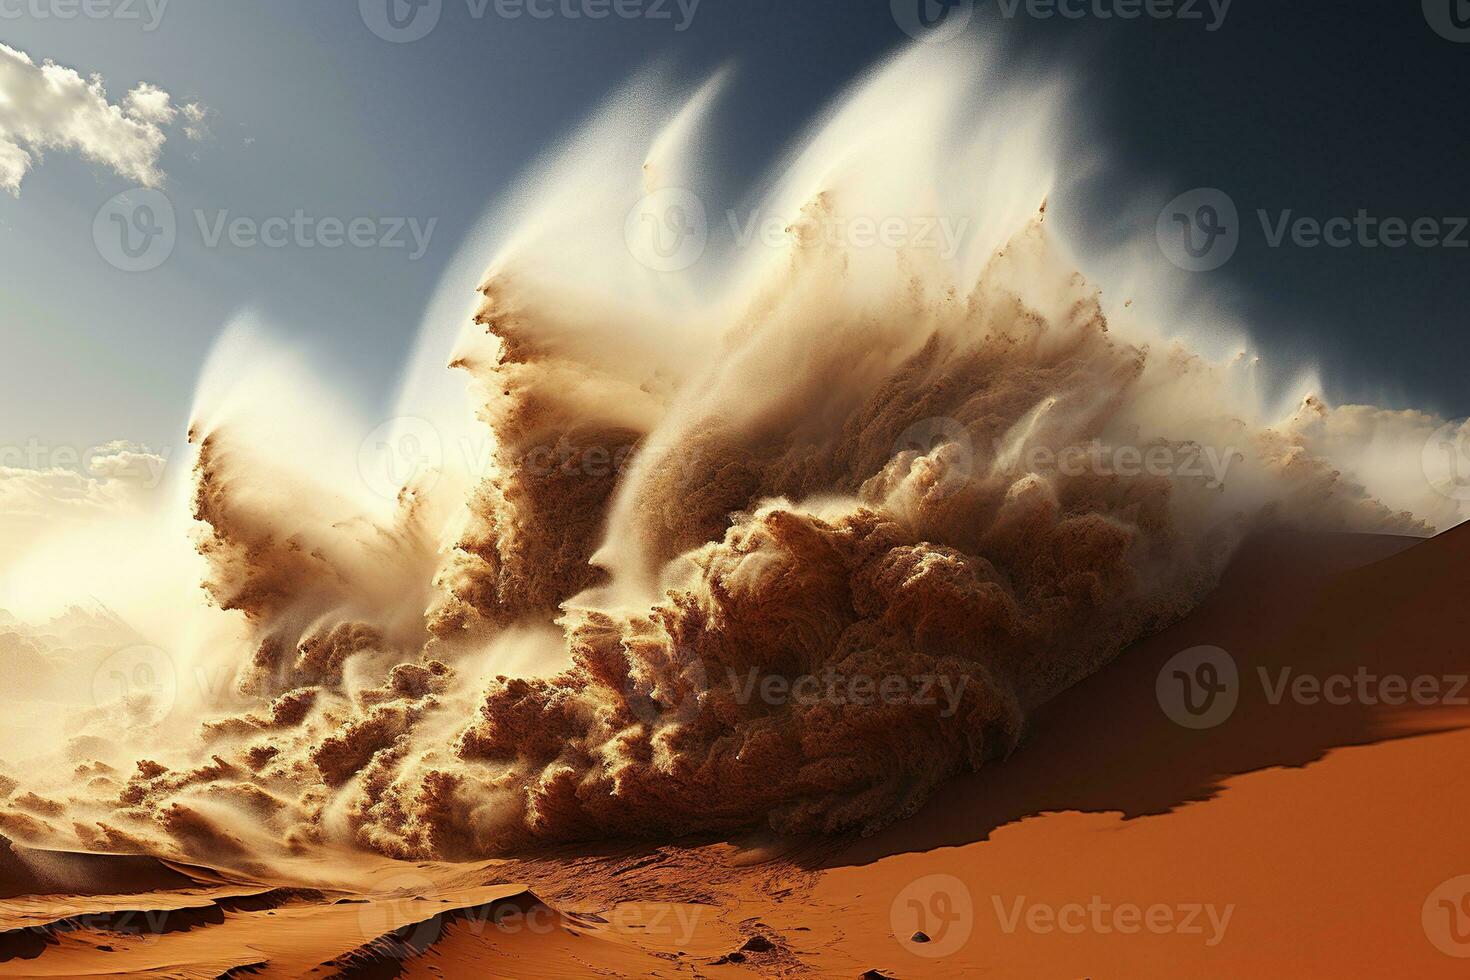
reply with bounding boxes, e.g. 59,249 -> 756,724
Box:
3,526 -> 1468,978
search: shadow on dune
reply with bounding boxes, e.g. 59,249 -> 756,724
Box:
0,836 -> 202,902
822,524 -> 1470,869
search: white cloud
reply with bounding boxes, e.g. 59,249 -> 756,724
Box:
123,82 -> 176,125
0,442 -> 195,633
83,441 -> 170,482
0,442 -> 170,537
0,140 -> 28,192
0,43 -> 208,195
180,101 -> 211,142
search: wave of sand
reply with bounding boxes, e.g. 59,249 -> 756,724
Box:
11,43 -> 1454,862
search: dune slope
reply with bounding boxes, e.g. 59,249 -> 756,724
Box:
3,526 -> 1467,978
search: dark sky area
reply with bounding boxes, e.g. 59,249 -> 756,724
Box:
2,1 -> 1465,450
707,1 -> 1470,415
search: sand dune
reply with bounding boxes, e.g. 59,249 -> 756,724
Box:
3,525 -> 1467,976
0,843 -> 748,978
794,525 -> 1470,976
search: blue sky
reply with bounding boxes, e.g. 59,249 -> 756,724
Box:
2,1 -> 1468,462
0,1 -> 901,459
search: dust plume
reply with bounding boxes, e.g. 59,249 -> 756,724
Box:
0,39 -> 1456,867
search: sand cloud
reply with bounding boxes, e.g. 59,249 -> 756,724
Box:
0,40 -> 1454,867
0,42 -> 206,195
0,442 -> 170,550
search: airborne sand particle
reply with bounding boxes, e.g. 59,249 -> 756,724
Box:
0,39 -> 1454,867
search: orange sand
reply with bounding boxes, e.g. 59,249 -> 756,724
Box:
3,527 -> 1466,977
